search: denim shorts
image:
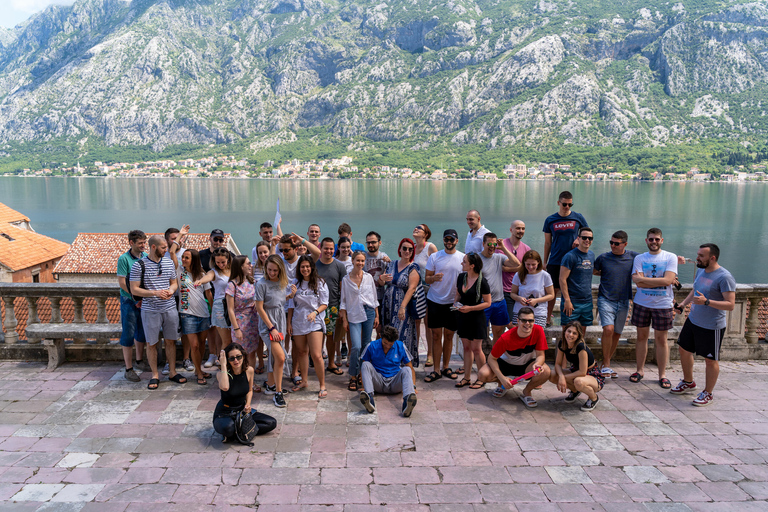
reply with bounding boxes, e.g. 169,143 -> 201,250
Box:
484,300 -> 510,327
211,300 -> 229,329
180,313 -> 211,335
597,297 -> 629,334
560,298 -> 593,326
119,296 -> 146,347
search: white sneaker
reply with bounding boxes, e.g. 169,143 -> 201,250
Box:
204,355 -> 215,368
183,359 -> 194,371
161,363 -> 170,375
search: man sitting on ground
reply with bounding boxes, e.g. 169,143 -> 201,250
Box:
474,307 -> 550,408
359,325 -> 418,417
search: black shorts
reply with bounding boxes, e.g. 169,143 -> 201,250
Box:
427,299 -> 458,332
677,318 -> 724,361
547,264 -> 561,290
497,359 -> 533,377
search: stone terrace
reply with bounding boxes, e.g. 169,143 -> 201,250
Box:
1,358 -> 768,511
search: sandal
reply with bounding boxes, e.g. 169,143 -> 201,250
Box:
424,371 -> 442,383
147,378 -> 159,390
455,378 -> 471,388
629,372 -> 644,383
456,367 -> 465,375
425,358 -> 434,367
292,376 -> 302,387
169,374 -> 187,384
196,376 -> 207,385
520,395 -> 538,408
292,383 -> 307,393
254,365 -> 265,375
469,380 -> 484,390
441,367 -> 458,380
326,366 -> 344,376
201,371 -> 212,379
253,383 -> 262,393
318,389 -> 328,399
348,378 -> 358,391
659,378 -> 671,389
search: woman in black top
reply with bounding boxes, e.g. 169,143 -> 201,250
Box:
549,321 -> 604,411
213,343 -> 277,443
454,253 -> 492,388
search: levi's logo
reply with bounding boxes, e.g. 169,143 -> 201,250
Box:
552,221 -> 576,231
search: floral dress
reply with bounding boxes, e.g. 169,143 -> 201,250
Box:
382,261 -> 420,367
226,280 -> 259,354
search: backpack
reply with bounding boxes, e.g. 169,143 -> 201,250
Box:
130,258 -> 147,302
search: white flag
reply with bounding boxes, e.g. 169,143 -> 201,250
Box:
274,198 -> 281,228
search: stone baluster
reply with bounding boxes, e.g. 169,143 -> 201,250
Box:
95,297 -> 108,324
49,297 -> 63,323
26,297 -> 41,345
2,296 -> 18,344
745,295 -> 761,345
72,297 -> 85,344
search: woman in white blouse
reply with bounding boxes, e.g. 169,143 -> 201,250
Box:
340,251 -> 380,391
287,255 -> 329,398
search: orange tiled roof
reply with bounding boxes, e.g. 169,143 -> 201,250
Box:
0,223 -> 70,272
0,203 -> 30,225
53,233 -> 231,275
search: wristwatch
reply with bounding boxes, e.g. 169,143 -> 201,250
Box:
704,298 -> 710,306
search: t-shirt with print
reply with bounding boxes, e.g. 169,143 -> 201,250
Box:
364,251 -> 389,300
425,250 -> 465,304
361,338 -> 413,379
594,250 -> 640,302
117,250 -> 147,299
316,259 -> 347,308
687,267 -> 736,330
498,239 -> 531,293
542,211 -> 589,266
632,250 -> 678,309
560,248 -> 595,303
129,256 -> 177,313
490,324 -> 548,367
479,252 -> 507,303
511,271 -> 553,318
177,268 -> 211,318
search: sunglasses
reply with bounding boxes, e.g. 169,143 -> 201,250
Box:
400,246 -> 414,252
213,237 -> 224,243
518,318 -> 535,324
280,247 -> 293,253
157,265 -> 163,276
443,237 -> 457,242
561,202 -> 573,207
486,243 -> 497,248
227,354 -> 243,362
647,237 -> 661,242
580,236 -> 593,241
609,241 -> 623,246
413,226 -> 424,231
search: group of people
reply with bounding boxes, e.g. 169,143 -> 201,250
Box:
115,190 -> 736,442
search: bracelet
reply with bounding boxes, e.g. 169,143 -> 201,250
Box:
268,326 -> 276,332
234,327 -> 241,331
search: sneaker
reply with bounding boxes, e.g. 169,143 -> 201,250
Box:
564,391 -> 581,403
693,391 -> 713,407
341,343 -> 348,359
273,392 -> 287,408
360,391 -> 376,413
124,368 -> 140,382
402,393 -> 417,417
183,358 -> 194,372
670,380 -> 697,395
162,363 -> 170,375
134,360 -> 151,372
204,355 -> 215,368
581,396 -> 599,411
263,383 -> 277,395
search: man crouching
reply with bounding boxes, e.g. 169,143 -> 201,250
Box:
359,325 -> 418,417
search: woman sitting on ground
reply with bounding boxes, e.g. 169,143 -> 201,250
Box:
549,321 -> 604,411
213,343 -> 277,444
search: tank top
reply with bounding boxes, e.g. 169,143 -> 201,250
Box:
220,370 -> 249,408
414,243 -> 431,282
212,268 -> 230,301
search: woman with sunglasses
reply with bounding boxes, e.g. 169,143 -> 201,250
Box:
226,256 -> 261,393
412,224 -> 437,367
508,250 -> 555,327
255,255 -> 296,408
213,343 -> 277,444
287,255 -> 329,397
381,238 -> 422,367
195,247 -> 233,367
178,249 -> 213,385
454,252 -> 492,387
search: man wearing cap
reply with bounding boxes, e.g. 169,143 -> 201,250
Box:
424,229 -> 465,382
199,229 -> 234,272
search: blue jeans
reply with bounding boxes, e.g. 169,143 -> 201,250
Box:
348,306 -> 376,377
120,296 -> 146,347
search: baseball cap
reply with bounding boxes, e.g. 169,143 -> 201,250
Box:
210,229 -> 225,237
443,229 -> 458,240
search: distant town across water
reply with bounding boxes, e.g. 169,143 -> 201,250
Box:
1,177 -> 766,283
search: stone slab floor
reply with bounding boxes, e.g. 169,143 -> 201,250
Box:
0,357 -> 767,511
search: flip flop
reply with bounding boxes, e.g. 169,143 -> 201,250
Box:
629,372 -> 644,383
326,366 -> 344,376
659,378 -> 671,389
425,358 -> 434,367
147,378 -> 159,390
254,365 -> 265,375
201,371 -> 212,379
169,374 -> 187,384
318,389 -> 328,399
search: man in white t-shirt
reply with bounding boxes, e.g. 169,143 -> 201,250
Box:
630,227 -> 678,389
464,209 -> 490,254
424,229 -> 465,382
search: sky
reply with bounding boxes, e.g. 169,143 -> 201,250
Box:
0,0 -> 76,29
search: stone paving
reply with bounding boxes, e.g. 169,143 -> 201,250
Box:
1,356 -> 768,511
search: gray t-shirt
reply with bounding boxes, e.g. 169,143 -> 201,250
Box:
687,267 -> 736,330
595,250 -> 640,302
254,278 -> 289,340
479,252 -> 507,303
365,251 -> 389,300
316,258 -> 347,308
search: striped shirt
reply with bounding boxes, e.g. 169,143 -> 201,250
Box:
129,256 -> 177,313
490,324 -> 548,366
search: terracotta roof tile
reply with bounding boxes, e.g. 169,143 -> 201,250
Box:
0,203 -> 30,225
0,223 -> 70,272
53,233 -> 230,275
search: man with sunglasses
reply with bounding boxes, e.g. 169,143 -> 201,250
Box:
630,227 -> 679,388
199,229 -> 234,272
129,235 -> 186,390
364,231 -> 390,338
559,227 -> 596,327
480,232 -> 520,340
543,191 -> 589,326
593,230 -> 639,379
474,307 -> 550,408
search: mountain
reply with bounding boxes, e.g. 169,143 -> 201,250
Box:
0,0 -> 767,154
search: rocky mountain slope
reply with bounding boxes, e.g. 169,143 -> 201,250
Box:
0,0 -> 767,152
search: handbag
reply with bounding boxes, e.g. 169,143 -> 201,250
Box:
222,282 -> 237,327
234,409 -> 258,446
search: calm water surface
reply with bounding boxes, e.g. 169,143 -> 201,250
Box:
2,177 -> 766,283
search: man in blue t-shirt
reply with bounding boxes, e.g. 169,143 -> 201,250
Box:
671,243 -> 736,407
543,190 -> 589,325
593,230 -> 640,379
559,227 -> 595,326
359,326 -> 418,417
